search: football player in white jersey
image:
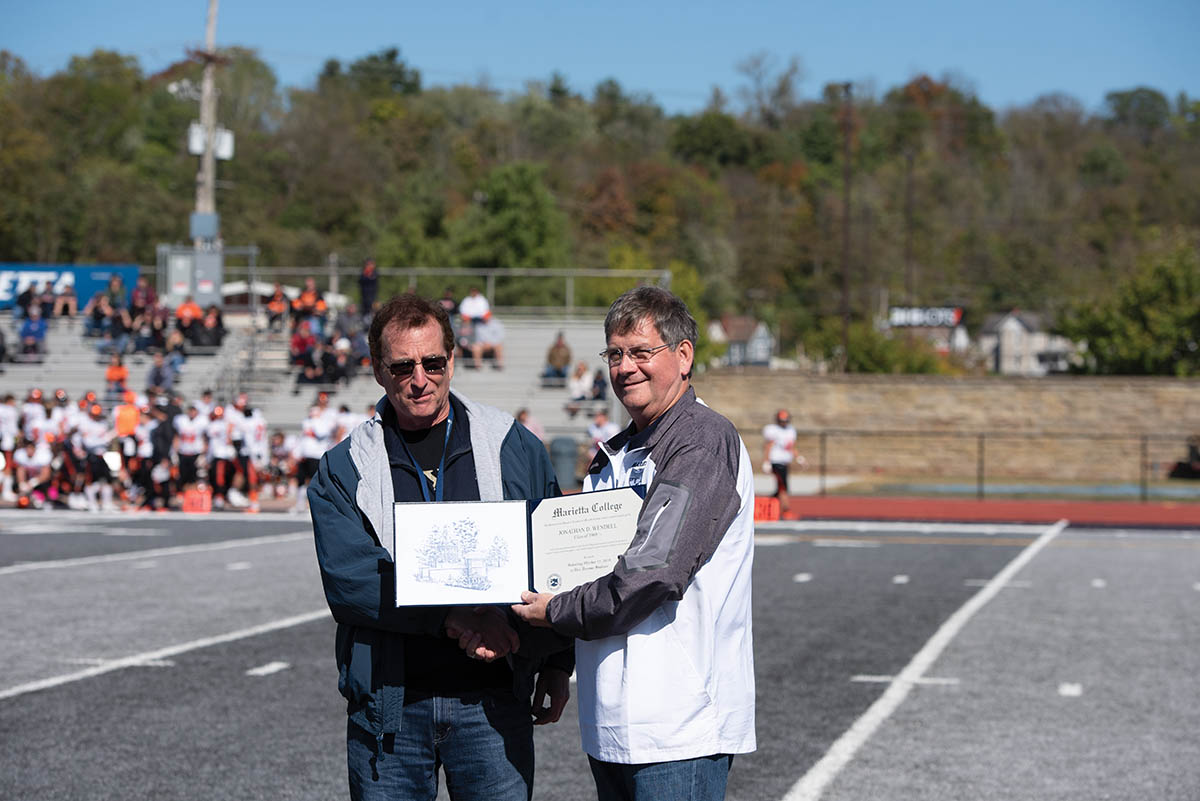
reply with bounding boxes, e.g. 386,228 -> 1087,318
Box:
229,393 -> 267,512
291,404 -> 335,512
0,394 -> 19,501
205,405 -> 237,509
173,404 -> 209,490
76,403 -> 117,511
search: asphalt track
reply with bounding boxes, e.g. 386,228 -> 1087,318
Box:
1,511 -> 1197,800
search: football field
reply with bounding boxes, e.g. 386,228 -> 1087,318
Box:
1,511 -> 1197,800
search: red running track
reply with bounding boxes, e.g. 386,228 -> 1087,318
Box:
778,495 -> 1200,527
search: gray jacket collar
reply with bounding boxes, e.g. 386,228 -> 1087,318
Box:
348,390 -> 512,560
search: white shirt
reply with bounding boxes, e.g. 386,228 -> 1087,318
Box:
13,446 -> 51,472
21,402 -> 47,440
229,407 -> 267,460
0,403 -> 19,450
458,293 -> 490,321
206,418 -> 236,461
174,414 -> 209,456
762,422 -> 797,465
76,417 -> 112,454
335,410 -> 368,443
298,414 -> 335,460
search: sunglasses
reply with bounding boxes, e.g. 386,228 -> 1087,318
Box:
385,355 -> 449,378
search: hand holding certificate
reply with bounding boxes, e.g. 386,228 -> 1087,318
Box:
393,487 -> 641,606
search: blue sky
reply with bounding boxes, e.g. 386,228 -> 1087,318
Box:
6,0 -> 1198,115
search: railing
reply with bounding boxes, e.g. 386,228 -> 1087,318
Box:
221,265 -> 672,315
753,428 -> 1197,504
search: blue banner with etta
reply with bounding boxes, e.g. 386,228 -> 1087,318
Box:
0,264 -> 139,310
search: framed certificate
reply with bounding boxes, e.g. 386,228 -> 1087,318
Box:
393,487 -> 642,606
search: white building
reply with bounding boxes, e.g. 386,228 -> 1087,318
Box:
977,310 -> 1075,376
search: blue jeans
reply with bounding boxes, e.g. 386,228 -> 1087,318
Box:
347,689 -> 533,801
588,754 -> 733,801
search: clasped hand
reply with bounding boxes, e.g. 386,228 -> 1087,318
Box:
444,606 -> 519,662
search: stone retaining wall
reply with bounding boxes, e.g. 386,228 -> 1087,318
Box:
692,371 -> 1200,482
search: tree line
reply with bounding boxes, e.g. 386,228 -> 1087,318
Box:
1,47 -> 1197,373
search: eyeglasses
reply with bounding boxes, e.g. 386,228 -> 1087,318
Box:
599,343 -> 672,367
385,355 -> 449,378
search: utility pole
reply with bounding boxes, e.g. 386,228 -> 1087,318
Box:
839,82 -> 853,372
193,0 -> 219,251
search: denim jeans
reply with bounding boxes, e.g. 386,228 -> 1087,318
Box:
588,754 -> 734,801
346,689 -> 533,801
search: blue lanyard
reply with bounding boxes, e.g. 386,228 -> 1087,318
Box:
397,403 -> 454,503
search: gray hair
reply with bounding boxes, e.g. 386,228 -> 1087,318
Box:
604,286 -> 698,376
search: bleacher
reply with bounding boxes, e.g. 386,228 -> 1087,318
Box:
0,310 -> 246,407
245,315 -> 619,441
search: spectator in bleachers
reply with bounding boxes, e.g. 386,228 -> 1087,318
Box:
266,283 -> 289,332
466,315 -> 506,370
333,302 -> 369,364
543,331 -> 572,381
37,283 -> 56,321
191,307 -> 226,348
565,361 -> 593,418
82,292 -> 109,337
295,339 -> 334,390
105,354 -> 129,401
105,274 -> 128,310
289,319 -> 316,366
329,339 -> 355,385
459,285 -> 490,326
436,287 -> 458,318
175,295 -> 203,341
146,352 -> 176,394
131,303 -> 169,353
164,328 -> 188,374
95,301 -> 132,356
586,408 -> 621,461
291,277 -> 327,336
15,283 -> 36,320
129,275 -> 157,319
0,326 -> 8,369
358,259 -> 378,319
591,367 -> 609,401
19,306 -> 47,360
53,282 -> 78,323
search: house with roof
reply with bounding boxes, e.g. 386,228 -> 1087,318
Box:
706,315 -> 773,366
977,310 -> 1075,375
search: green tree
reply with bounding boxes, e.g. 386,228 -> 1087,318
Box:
450,162 -> 570,271
1105,87 -> 1170,144
1060,240 -> 1200,375
669,111 -> 750,168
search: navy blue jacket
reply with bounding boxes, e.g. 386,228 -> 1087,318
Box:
309,392 -> 572,735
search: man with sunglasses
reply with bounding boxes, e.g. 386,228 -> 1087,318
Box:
308,293 -> 573,801
513,286 -> 757,801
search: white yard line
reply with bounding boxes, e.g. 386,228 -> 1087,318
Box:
0,532 -> 312,576
781,518 -> 1069,801
0,609 -> 330,701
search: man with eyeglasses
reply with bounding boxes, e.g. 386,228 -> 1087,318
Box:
308,293 -> 573,801
513,286 -> 756,801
